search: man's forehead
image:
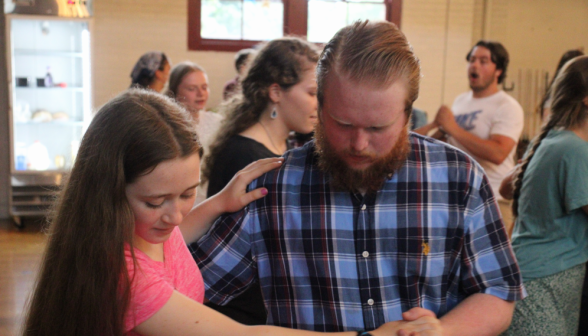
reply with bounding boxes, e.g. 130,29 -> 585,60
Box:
323,72 -> 408,126
471,46 -> 492,58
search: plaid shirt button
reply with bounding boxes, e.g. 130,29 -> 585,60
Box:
367,299 -> 374,305
362,251 -> 369,258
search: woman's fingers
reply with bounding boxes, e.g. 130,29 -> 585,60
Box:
220,158 -> 283,213
235,158 -> 283,185
240,157 -> 283,175
241,187 -> 269,204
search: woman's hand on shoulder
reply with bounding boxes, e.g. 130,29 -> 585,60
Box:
180,158 -> 282,244
214,157 -> 283,213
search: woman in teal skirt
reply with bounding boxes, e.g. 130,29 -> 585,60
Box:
501,55 -> 588,336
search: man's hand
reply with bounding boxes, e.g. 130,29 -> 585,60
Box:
397,308 -> 443,336
434,105 -> 458,134
372,316 -> 442,336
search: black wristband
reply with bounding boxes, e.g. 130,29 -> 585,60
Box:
357,331 -> 373,336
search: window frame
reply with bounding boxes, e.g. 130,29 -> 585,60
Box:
187,0 -> 403,52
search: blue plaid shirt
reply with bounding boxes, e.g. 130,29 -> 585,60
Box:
191,133 -> 526,331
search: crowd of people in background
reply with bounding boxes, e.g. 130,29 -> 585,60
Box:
19,19 -> 588,336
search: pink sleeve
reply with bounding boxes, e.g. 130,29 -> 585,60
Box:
124,254 -> 174,333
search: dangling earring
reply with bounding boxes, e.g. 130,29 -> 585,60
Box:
271,108 -> 278,119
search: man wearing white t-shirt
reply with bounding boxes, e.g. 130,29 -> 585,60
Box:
416,41 -> 524,235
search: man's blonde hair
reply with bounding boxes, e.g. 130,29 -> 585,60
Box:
317,20 -> 420,117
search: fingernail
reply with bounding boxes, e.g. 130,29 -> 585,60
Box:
261,188 -> 268,195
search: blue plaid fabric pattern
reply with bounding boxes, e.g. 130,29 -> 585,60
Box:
190,133 -> 526,331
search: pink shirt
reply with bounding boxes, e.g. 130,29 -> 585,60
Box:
124,227 -> 205,335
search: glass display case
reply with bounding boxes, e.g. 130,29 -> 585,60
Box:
6,15 -> 92,225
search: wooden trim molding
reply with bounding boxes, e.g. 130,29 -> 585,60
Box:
188,0 -> 402,52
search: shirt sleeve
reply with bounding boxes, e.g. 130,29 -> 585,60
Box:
489,99 -> 524,141
189,208 -> 257,305
459,163 -> 527,301
124,256 -> 174,332
562,145 -> 588,212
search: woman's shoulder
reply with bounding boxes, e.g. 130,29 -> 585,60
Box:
546,130 -> 588,152
201,110 -> 224,123
224,135 -> 275,156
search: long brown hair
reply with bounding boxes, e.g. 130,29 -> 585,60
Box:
512,55 -> 588,216
201,37 -> 319,184
538,49 -> 584,120
22,89 -> 200,336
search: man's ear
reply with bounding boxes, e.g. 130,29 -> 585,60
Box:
495,69 -> 503,83
268,83 -> 282,103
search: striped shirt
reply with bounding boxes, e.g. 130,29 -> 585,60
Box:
190,133 -> 526,331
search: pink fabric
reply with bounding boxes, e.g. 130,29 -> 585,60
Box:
124,227 -> 204,335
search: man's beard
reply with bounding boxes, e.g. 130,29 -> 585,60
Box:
469,74 -> 495,93
314,121 -> 411,194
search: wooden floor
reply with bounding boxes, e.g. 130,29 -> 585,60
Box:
0,218 -> 47,336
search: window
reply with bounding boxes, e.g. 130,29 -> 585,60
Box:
188,0 -> 402,51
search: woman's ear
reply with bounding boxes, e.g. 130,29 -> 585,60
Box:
268,83 -> 282,103
583,96 -> 588,108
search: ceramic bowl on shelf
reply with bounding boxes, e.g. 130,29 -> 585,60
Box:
31,110 -> 52,122
52,112 -> 69,121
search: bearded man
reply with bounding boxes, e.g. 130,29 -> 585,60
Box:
191,22 -> 526,336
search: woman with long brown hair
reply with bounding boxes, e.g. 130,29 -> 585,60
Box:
198,36 -> 320,325
21,89 -> 436,336
501,55 -> 588,335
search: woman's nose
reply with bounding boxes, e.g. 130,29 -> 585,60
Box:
162,203 -> 183,226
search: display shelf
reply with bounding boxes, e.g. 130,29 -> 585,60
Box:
14,49 -> 83,57
8,17 -> 91,221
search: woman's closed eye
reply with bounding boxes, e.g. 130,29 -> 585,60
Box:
180,193 -> 195,200
146,201 -> 164,209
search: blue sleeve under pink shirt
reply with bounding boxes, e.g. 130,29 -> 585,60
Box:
124,227 -> 205,335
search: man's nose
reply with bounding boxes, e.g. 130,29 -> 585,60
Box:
350,128 -> 369,152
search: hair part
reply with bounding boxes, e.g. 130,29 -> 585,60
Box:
467,40 -> 509,84
235,48 -> 256,73
511,55 -> 588,217
165,61 -> 206,99
22,89 -> 200,336
202,37 -> 319,185
316,20 -> 421,119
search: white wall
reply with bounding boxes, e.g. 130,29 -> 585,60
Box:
92,0 -> 236,110
402,0 -> 478,120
